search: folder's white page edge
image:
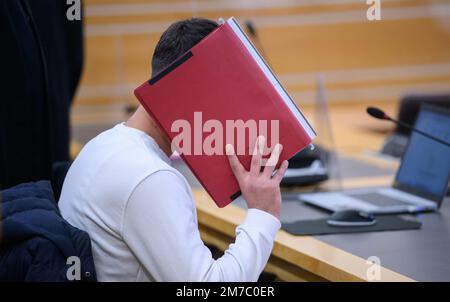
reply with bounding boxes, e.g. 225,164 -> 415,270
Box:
227,17 -> 316,140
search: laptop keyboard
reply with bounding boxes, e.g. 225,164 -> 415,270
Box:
346,192 -> 408,207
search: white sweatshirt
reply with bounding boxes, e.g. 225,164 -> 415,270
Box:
58,123 -> 280,282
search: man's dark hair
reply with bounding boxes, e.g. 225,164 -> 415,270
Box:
151,18 -> 218,76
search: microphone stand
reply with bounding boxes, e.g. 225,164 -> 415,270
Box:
388,116 -> 450,148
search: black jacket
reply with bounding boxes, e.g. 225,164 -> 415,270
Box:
0,181 -> 96,282
0,0 -> 83,188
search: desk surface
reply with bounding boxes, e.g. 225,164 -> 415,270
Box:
174,156 -> 450,282
236,196 -> 450,282
312,199 -> 450,282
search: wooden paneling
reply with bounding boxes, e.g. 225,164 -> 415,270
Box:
73,0 -> 450,106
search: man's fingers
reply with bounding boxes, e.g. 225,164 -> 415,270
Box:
272,160 -> 289,182
226,144 -> 245,179
263,144 -> 282,177
250,136 -> 264,175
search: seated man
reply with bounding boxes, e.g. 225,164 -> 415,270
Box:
58,18 -> 289,282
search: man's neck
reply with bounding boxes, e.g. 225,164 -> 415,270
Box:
126,105 -> 172,157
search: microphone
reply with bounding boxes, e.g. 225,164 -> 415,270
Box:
366,106 -> 450,147
367,107 -> 388,120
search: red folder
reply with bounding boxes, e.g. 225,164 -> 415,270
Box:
134,17 -> 315,207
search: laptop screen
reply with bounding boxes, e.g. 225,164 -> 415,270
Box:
394,105 -> 450,202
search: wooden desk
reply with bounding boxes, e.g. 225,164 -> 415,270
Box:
189,142 -> 450,282
192,179 -> 414,282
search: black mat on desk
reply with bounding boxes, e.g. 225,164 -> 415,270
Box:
282,216 -> 422,236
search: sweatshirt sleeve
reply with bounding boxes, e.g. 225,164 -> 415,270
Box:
121,170 -> 281,282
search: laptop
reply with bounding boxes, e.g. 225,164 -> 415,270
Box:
299,104 -> 450,214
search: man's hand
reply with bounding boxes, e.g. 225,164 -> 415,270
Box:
226,136 -> 289,220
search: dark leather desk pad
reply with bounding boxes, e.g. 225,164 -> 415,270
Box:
282,215 -> 422,236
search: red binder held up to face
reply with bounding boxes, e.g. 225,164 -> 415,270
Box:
134,17 -> 316,207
